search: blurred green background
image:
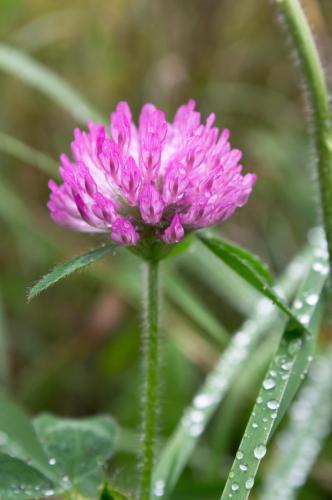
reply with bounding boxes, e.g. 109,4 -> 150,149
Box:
1,0 -> 332,498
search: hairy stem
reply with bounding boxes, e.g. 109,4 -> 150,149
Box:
140,260 -> 160,500
273,0 -> 332,275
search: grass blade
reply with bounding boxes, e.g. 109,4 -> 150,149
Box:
28,244 -> 115,301
0,132 -> 58,177
152,243 -> 313,500
0,43 -> 103,123
198,233 -> 319,333
220,245 -> 328,500
261,348 -> 332,500
164,271 -> 229,345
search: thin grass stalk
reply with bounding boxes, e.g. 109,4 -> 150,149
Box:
272,0 -> 332,278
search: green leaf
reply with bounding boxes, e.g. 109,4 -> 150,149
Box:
219,246 -> 328,500
34,414 -> 117,495
0,453 -> 54,499
152,246 -> 313,499
198,233 -> 315,333
0,391 -> 51,479
261,349 -> 332,500
99,482 -> 133,500
0,43 -> 103,124
28,244 -> 115,301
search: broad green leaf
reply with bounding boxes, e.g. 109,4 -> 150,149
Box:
34,414 -> 117,495
220,246 -> 328,500
261,349 -> 332,500
198,233 -> 317,333
0,132 -> 58,177
0,43 -> 103,123
0,453 -> 54,499
0,391 -> 51,479
28,244 -> 115,301
152,245 -> 313,499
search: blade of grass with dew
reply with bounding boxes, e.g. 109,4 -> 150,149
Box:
271,0 -> 332,279
0,43 -> 103,123
220,248 -> 329,500
28,244 -> 116,301
198,233 -> 315,334
0,132 -> 58,177
260,348 -> 332,500
151,242 -> 313,500
212,334 -> 279,463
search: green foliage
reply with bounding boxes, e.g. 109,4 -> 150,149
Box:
220,246 -> 328,499
28,244 -> 116,301
261,349 -> 332,500
34,414 -> 117,496
0,453 -> 54,500
152,246 -> 312,499
198,233 -> 316,333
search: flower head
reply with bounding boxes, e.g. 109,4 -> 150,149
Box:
48,100 -> 256,249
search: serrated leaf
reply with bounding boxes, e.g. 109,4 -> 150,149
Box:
0,453 -> 54,500
0,391 -> 52,479
198,234 -> 312,333
28,244 -> 115,301
34,414 -> 117,495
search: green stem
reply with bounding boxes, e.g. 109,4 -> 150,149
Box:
273,0 -> 332,277
140,260 -> 160,500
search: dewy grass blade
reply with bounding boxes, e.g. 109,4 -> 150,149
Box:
28,244 -> 115,301
0,132 -> 58,177
261,348 -> 332,500
151,243 -> 313,500
198,233 -> 316,334
0,43 -> 104,124
220,245 -> 328,500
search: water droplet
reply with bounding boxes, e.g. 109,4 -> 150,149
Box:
298,314 -> 310,325
245,478 -> 254,490
267,400 -> 279,410
281,360 -> 292,371
252,422 -> 258,429
236,451 -> 244,460
44,490 -> 55,497
154,479 -> 165,497
305,294 -> 319,306
294,300 -> 303,309
190,410 -> 204,423
240,463 -> 248,472
263,378 -> 276,390
231,483 -> 239,491
48,458 -> 56,466
193,394 -> 216,409
254,445 -> 266,459
256,396 -> 263,404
